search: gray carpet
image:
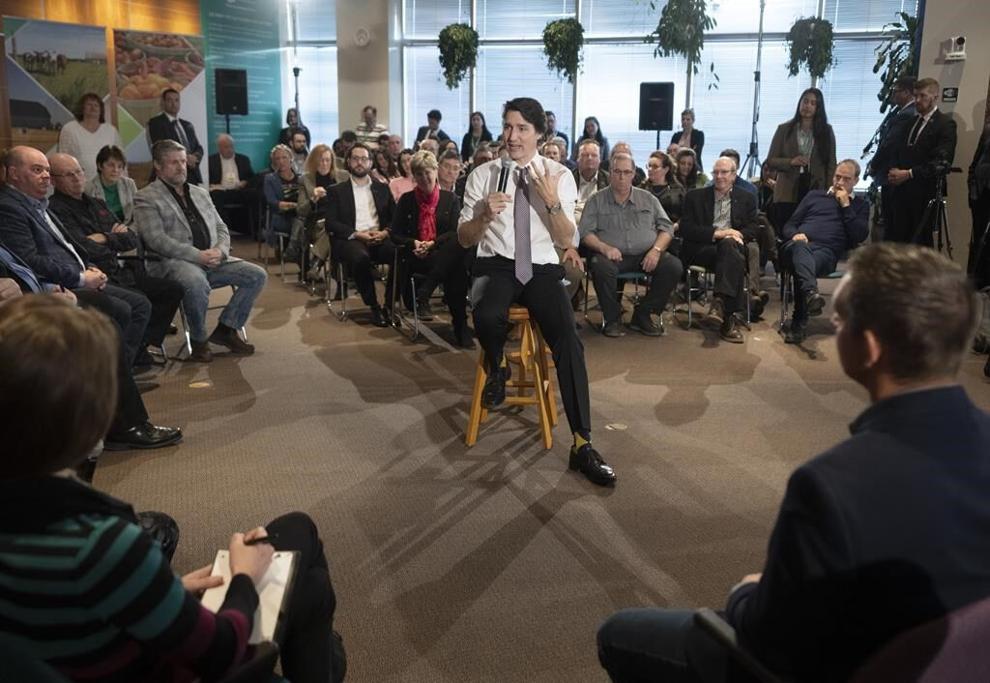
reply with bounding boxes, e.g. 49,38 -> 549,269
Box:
97,240 -> 990,682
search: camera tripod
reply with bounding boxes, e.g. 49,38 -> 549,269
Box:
912,170 -> 955,259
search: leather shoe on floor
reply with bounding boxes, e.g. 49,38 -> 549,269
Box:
568,443 -> 616,487
629,308 -> 662,336
104,422 -> 182,451
705,297 -> 725,326
805,289 -> 826,317
602,321 -> 625,337
208,325 -> 255,355
481,364 -> 511,409
719,316 -> 744,343
452,324 -> 475,348
133,348 -> 156,371
784,319 -> 808,344
371,307 -> 389,327
187,341 -> 213,363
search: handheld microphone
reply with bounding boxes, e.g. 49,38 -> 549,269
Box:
497,156 -> 515,194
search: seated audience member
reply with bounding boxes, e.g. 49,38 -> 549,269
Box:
326,143 -> 396,327
461,111 -> 494,163
390,150 -> 471,346
386,133 -> 403,163
333,131 -> 359,183
580,153 -> 682,337
298,143 -> 337,274
542,140 -> 563,163
640,151 -> 686,225
670,108 -> 705,169
48,152 -> 184,365
552,137 -> 576,170
207,134 -> 256,234
134,140 -> 267,363
371,148 -> 393,183
289,129 -> 310,175
598,242 -> 990,683
0,234 -> 180,451
675,148 -> 708,189
419,137 -> 441,158
679,156 -> 759,343
709,148 -> 757,196
573,140 -> 609,224
666,142 -> 680,158
278,107 -> 311,148
542,110 -> 569,149
781,159 -> 870,344
0,146 -> 151,368
388,148 -> 416,202
264,144 -> 304,261
355,104 -> 389,148
437,150 -> 462,195
57,92 -> 124,180
469,142 -> 495,172
439,139 -> 459,158
84,144 -> 138,224
0,295 -> 346,683
610,142 -> 645,185
415,108 -> 450,144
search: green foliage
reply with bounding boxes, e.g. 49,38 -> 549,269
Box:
542,18 -> 585,84
646,0 -> 718,88
873,12 -> 918,113
437,23 -> 478,90
785,17 -> 836,79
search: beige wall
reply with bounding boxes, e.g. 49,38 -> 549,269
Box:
918,0 -> 990,264
335,0 -> 394,135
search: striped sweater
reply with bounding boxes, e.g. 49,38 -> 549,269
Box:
0,476 -> 258,682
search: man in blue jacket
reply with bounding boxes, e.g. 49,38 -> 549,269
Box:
780,158 -> 869,344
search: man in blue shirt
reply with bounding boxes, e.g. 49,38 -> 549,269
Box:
781,159 -> 870,343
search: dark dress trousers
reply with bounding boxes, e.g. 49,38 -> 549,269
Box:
678,186 -> 759,313
967,125 -> 990,286
147,113 -> 205,185
208,152 -> 258,236
325,179 -> 396,309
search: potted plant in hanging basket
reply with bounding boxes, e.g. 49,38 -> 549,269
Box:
873,11 -> 918,113
543,18 -> 584,84
785,17 -> 836,79
646,0 -> 719,88
438,23 -> 479,90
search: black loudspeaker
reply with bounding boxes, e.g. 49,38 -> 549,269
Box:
639,82 -> 674,131
216,69 -> 248,116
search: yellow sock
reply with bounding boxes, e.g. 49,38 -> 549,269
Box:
574,433 -> 590,449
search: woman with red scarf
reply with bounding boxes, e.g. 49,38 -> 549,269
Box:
390,150 -> 472,347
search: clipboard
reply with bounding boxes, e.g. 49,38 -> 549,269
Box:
200,549 -> 299,644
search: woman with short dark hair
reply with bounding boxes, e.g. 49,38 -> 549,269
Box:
85,145 -> 137,223
57,92 -> 123,179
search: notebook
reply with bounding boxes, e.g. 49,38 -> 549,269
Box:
200,550 -> 298,644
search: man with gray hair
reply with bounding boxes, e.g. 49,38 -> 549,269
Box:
208,134 -> 256,234
580,153 -> 683,337
134,139 -> 268,363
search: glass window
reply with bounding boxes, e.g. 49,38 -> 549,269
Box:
294,0 -> 336,41
709,0 -> 820,35
403,0 -> 471,39
580,0 -> 662,37
576,43 -> 687,161
283,47 -> 339,147
477,0 -> 576,39
475,45 -> 573,146
823,0 -> 917,33
403,45 -> 470,147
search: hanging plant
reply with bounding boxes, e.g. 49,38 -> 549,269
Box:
785,17 -> 836,80
437,23 -> 478,90
873,12 -> 919,113
646,0 -> 719,89
543,18 -> 585,84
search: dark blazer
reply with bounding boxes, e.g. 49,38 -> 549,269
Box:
726,386 -> 990,683
885,109 -> 958,183
147,112 -> 204,184
460,130 -> 493,163
868,103 -> 916,184
670,128 -> 705,167
208,153 -> 255,186
969,125 -> 990,198
0,186 -> 91,288
390,189 -> 460,248
678,185 -> 759,245
325,179 -> 395,240
415,126 -> 450,144
572,168 -> 609,193
48,191 -> 138,276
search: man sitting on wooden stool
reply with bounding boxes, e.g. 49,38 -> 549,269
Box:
458,97 -> 615,487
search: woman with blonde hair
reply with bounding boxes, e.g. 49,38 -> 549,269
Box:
297,143 -> 336,271
263,143 -> 302,259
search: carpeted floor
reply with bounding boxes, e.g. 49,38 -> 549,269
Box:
96,238 -> 990,682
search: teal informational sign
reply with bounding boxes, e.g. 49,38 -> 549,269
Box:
200,0 -> 282,174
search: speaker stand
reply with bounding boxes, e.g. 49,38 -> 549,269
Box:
742,0 -> 767,183
225,114 -> 231,135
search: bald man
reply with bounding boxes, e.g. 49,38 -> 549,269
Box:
208,134 -> 256,234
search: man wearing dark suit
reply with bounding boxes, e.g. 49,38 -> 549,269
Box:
0,215 -> 180,452
968,123 -> 990,287
414,109 -> 450,145
679,156 -> 759,343
880,77 -> 957,245
208,133 -> 257,235
326,143 -> 396,327
867,75 -> 916,234
599,243 -> 990,683
147,88 -> 205,185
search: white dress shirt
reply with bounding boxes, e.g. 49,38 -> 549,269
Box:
219,155 -> 240,189
459,155 -> 577,265
351,178 -> 379,233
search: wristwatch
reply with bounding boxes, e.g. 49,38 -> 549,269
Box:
651,246 -> 663,254
546,202 -> 562,215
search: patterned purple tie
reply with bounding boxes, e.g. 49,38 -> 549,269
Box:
514,167 -> 532,285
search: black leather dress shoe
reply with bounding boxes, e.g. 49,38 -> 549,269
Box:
452,324 -> 475,348
568,444 -> 616,487
187,341 -> 213,363
104,423 -> 182,451
208,325 -> 255,355
806,289 -> 826,317
371,307 -> 389,327
784,319 -> 808,344
481,365 -> 510,409
602,321 -> 625,338
719,316 -> 745,344
629,308 -> 662,337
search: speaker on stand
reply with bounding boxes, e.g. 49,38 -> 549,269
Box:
215,68 -> 248,134
639,82 -> 675,151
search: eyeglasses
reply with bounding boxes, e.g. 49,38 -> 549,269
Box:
611,169 -> 635,177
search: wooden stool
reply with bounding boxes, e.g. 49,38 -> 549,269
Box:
465,305 -> 558,449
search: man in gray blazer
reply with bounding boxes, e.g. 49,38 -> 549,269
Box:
134,140 -> 267,363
